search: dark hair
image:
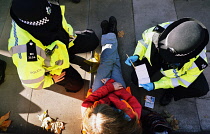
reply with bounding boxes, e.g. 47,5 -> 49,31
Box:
82,104 -> 141,134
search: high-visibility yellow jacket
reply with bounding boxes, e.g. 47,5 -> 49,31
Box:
8,6 -> 75,89
133,22 -> 208,89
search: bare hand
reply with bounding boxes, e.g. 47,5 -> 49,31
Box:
52,71 -> 66,83
112,82 -> 123,90
101,78 -> 110,84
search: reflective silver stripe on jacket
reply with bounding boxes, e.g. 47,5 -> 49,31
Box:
139,39 -> 148,48
199,48 -> 207,60
55,60 -> 63,65
9,45 -> 47,59
193,74 -> 199,77
171,78 -> 179,87
188,49 -> 206,70
177,77 -> 191,87
44,55 -> 51,67
21,75 -> 44,84
44,56 -> 63,67
34,81 -> 44,90
9,44 -> 63,66
160,69 -> 166,75
189,62 -> 197,70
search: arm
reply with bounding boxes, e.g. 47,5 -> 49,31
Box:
133,40 -> 148,61
114,90 -> 142,119
60,5 -> 75,48
154,55 -> 207,89
82,79 -> 115,108
60,5 -> 74,36
133,26 -> 156,60
133,22 -> 173,61
154,66 -> 204,89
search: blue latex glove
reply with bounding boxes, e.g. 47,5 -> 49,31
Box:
140,83 -> 154,91
125,55 -> 138,66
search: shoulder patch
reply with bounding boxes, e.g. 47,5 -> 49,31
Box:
26,40 -> 37,62
195,56 -> 208,70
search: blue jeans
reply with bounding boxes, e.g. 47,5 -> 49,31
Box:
92,33 -> 126,92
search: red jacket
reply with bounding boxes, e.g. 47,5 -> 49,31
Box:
82,79 -> 142,119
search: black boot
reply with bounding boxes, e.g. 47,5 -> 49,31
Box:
108,16 -> 117,35
101,20 -> 109,35
159,90 -> 174,106
72,0 -> 80,3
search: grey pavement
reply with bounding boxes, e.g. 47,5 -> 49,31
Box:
0,0 -> 210,134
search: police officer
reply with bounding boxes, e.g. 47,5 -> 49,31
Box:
125,18 -> 209,106
8,0 -> 99,92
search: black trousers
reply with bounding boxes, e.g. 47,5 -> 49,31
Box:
57,29 -> 99,92
131,58 -> 209,101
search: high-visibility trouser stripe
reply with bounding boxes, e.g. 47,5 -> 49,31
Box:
139,39 -> 148,48
21,75 -> 44,85
9,45 -> 47,59
177,77 -> 191,87
171,78 -> 179,87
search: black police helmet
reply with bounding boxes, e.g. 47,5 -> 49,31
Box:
10,0 -> 62,32
157,18 -> 209,63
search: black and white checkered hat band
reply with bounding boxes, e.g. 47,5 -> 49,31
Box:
19,17 -> 49,26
